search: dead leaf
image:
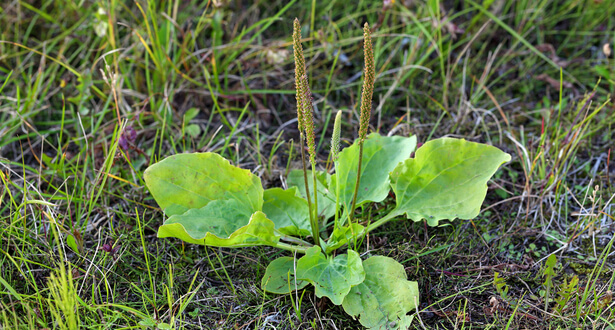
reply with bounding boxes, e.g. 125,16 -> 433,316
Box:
535,43 -> 575,67
489,296 -> 500,314
265,48 -> 289,65
535,74 -> 574,90
603,43 -> 611,57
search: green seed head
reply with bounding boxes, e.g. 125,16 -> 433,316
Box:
359,22 -> 375,142
301,74 -> 316,164
330,110 -> 342,161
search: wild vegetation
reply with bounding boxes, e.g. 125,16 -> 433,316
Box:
0,0 -> 613,329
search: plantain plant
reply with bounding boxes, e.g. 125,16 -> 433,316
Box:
143,19 -> 511,329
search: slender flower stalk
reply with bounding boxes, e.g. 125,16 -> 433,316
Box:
293,18 -> 320,245
301,74 -> 320,245
331,110 -> 343,229
348,23 -> 375,228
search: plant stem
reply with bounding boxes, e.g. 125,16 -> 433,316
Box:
334,173 -> 340,230
363,209 -> 401,235
346,143 -> 364,250
310,161 -> 319,242
275,242 -> 311,254
299,135 -> 318,245
278,233 -> 313,247
347,142 -> 364,228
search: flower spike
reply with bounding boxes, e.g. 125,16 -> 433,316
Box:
293,19 -> 320,246
359,22 -> 375,142
293,18 -> 307,134
348,22 -> 376,231
330,110 -> 342,161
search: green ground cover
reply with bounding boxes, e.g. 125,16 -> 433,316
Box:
0,0 -> 614,329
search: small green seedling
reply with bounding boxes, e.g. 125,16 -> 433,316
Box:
143,19 -> 511,329
494,271 -> 510,303
542,254 -> 558,305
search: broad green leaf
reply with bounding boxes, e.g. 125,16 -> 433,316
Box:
287,170 -> 336,220
185,124 -> 201,138
390,138 -> 511,226
342,256 -> 419,329
66,234 -> 79,254
261,256 -> 309,294
331,133 -> 416,212
158,203 -> 279,247
262,187 -> 311,237
296,246 -> 365,305
325,223 -> 365,254
144,153 -> 262,217
183,107 -> 200,122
